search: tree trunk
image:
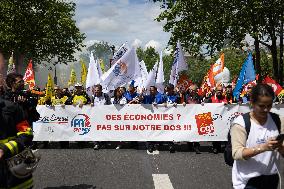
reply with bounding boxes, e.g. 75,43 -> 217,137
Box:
15,51 -> 25,74
279,20 -> 283,86
254,36 -> 261,82
271,35 -> 279,81
0,52 -> 6,77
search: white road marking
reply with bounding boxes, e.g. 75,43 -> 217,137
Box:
147,150 -> 159,155
152,174 -> 174,189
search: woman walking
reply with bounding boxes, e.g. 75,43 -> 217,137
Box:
231,84 -> 284,189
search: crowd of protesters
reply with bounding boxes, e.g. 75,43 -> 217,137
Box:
1,72 -> 283,154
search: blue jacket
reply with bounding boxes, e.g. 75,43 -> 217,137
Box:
143,92 -> 165,104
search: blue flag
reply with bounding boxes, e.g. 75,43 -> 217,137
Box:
233,53 -> 256,99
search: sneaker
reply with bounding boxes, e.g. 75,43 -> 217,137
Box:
148,145 -> 154,153
93,144 -> 100,150
212,148 -> 218,154
116,145 -> 122,150
194,147 -> 201,154
169,145 -> 175,153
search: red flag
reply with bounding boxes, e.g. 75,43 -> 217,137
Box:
198,65 -> 215,96
177,74 -> 192,91
262,76 -> 282,95
198,67 -> 214,96
23,60 -> 36,89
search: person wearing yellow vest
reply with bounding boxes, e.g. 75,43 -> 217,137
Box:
51,86 -> 68,106
65,83 -> 90,107
65,83 -> 90,148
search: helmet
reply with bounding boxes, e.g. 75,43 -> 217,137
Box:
6,148 -> 40,179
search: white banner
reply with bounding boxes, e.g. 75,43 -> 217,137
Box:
33,104 -> 284,141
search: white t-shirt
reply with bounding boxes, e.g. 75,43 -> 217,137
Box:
92,95 -> 106,106
232,113 -> 280,189
110,97 -> 127,105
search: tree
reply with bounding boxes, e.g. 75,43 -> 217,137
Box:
186,47 -> 273,85
154,0 -> 231,56
136,47 -> 159,71
153,0 -> 284,83
228,0 -> 284,83
0,0 -> 85,74
162,53 -> 174,82
79,41 -> 113,70
136,47 -> 174,82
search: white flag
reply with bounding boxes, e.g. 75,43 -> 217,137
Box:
169,41 -> 188,87
101,47 -> 141,91
144,61 -> 158,92
136,60 -> 149,91
97,59 -> 103,78
156,51 -> 165,93
111,42 -> 130,65
86,52 -> 100,95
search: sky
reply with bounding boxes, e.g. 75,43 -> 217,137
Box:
36,0 -> 171,88
73,0 -> 170,52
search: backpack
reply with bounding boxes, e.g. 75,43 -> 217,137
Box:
224,112 -> 281,166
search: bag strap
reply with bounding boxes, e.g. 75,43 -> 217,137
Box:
269,112 -> 281,133
242,112 -> 251,139
243,112 -> 281,138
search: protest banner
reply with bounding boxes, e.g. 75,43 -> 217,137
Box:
33,104 -> 284,141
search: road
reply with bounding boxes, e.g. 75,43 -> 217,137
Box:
32,143 -> 284,189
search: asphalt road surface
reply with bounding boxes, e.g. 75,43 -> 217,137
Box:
32,142 -> 284,189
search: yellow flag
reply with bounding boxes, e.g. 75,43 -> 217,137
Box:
99,59 -> 105,73
80,59 -> 87,86
46,73 -> 54,99
68,68 -> 77,86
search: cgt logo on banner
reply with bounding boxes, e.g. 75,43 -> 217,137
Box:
195,112 -> 215,135
71,114 -> 92,135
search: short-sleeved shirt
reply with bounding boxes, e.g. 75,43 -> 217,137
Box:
232,114 -> 280,189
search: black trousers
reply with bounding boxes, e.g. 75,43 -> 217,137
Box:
245,174 -> 279,189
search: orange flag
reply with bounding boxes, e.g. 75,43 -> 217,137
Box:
23,60 -> 36,89
198,65 -> 215,96
212,53 -> 224,76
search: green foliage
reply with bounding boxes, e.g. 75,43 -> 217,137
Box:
182,48 -> 273,85
154,0 -> 232,56
136,47 -> 159,71
0,0 -> 85,69
162,54 -> 174,82
80,41 -> 113,70
210,48 -> 273,83
136,47 -> 175,82
186,55 -> 211,85
153,0 -> 284,81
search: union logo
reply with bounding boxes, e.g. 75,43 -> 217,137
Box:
71,114 -> 91,135
195,112 -> 215,135
113,60 -> 127,76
